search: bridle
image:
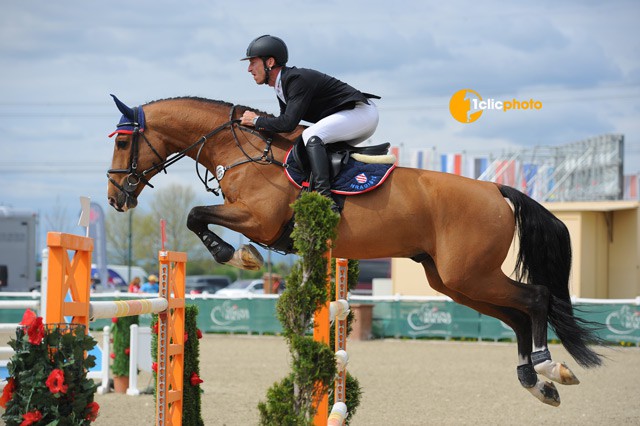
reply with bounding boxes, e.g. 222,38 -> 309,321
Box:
107,104 -> 286,203
107,106 -> 161,205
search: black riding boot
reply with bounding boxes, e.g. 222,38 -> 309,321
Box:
306,136 -> 340,213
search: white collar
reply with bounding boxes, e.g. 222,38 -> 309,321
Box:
274,70 -> 285,103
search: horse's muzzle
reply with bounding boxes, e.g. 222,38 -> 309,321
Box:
107,173 -> 140,211
108,189 -> 138,212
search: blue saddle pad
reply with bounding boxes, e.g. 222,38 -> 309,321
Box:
283,148 -> 396,195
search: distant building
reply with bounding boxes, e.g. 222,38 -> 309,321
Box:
391,200 -> 640,299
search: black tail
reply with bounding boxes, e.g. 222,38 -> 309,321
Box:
499,185 -> 605,368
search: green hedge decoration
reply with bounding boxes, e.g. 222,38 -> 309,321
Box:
110,315 -> 139,377
151,304 -> 203,426
258,192 -> 362,425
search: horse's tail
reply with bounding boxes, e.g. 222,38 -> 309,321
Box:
498,184 -> 604,368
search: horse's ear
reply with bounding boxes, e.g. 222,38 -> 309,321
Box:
110,94 -> 135,119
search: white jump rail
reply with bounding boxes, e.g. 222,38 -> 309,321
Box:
89,298 -> 168,320
0,300 -> 40,310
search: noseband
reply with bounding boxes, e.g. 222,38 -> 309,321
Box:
107,104 -> 285,202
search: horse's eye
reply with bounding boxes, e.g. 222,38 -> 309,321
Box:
116,139 -> 129,150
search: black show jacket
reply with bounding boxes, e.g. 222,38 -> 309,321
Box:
254,66 -> 377,133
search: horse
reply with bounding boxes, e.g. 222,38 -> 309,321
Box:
106,95 -> 604,406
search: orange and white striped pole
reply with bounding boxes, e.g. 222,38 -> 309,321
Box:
328,259 -> 349,426
313,248 -> 332,425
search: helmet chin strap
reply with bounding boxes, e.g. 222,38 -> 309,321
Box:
261,58 -> 271,85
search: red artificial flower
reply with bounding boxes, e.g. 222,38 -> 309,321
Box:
20,309 -> 44,345
85,401 -> 100,422
152,322 -> 158,334
20,410 -> 43,425
111,317 -> 118,323
19,309 -> 36,326
196,328 -> 203,339
151,362 -> 158,373
46,369 -> 68,394
189,372 -> 203,386
26,317 -> 44,345
124,348 -> 130,356
184,332 -> 188,343
110,352 -> 115,359
0,377 -> 15,408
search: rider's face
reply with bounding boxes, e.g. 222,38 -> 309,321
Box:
247,57 -> 266,85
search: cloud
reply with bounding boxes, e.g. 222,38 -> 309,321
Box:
0,0 -> 638,224
456,100 -> 614,147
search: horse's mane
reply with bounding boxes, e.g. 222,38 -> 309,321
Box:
145,96 -> 271,116
144,96 -> 304,139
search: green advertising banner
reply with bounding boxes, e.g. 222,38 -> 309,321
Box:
195,297 -> 282,334
575,302 -> 640,345
0,294 -> 638,345
479,315 -> 516,341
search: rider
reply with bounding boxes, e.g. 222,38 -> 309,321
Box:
240,35 -> 380,213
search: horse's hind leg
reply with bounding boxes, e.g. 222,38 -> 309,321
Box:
525,283 -> 581,387
421,258 -> 561,406
500,278 -> 579,387
445,263 -> 579,388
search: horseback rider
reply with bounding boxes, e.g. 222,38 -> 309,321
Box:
240,35 -> 380,213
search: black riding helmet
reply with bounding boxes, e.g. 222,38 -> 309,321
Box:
241,35 -> 288,66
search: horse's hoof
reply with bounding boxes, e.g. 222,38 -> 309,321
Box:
557,362 -> 580,385
540,381 -> 561,407
535,360 -> 580,385
225,244 -> 264,271
527,381 -> 561,407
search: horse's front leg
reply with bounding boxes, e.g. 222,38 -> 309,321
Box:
186,204 -> 264,271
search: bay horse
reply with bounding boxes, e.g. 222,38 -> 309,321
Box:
106,95 -> 603,406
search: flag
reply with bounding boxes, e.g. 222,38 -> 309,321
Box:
411,148 -> 437,170
390,146 -> 400,166
440,153 -> 463,175
495,160 -> 517,186
411,150 -> 425,169
522,163 -> 538,196
472,156 -> 489,179
89,202 -> 108,288
624,174 -> 639,200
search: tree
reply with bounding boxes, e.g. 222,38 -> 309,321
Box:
105,209 -> 143,265
105,183 -> 220,272
147,183 -> 212,258
43,196 -> 75,235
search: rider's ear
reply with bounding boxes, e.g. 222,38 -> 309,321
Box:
267,57 -> 277,68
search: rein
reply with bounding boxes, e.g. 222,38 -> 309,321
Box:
207,106 -> 286,194
108,104 -> 286,200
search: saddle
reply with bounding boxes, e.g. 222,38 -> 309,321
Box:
272,138 -> 396,255
290,137 -> 391,179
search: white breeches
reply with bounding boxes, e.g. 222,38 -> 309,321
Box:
302,100 -> 379,146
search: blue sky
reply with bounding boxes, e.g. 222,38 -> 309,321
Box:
1,0 -> 639,239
